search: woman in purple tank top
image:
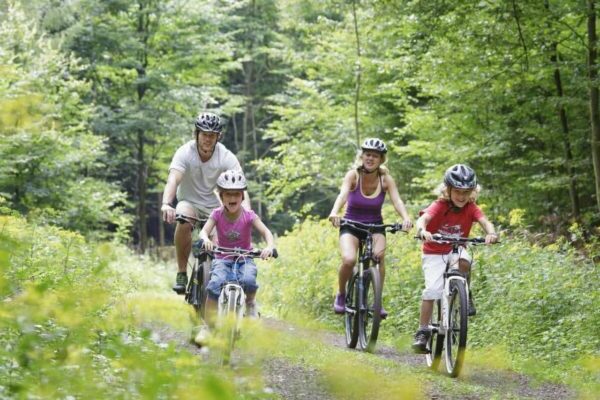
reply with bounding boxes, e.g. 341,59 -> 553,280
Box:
328,138 -> 413,318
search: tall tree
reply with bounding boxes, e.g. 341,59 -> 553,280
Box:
62,0 -> 234,251
588,0 -> 600,213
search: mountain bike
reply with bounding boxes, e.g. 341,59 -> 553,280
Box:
175,214 -> 210,319
196,241 -> 278,364
341,218 -> 405,353
418,234 -> 487,377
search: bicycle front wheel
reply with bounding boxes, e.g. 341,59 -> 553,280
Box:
222,289 -> 240,365
344,269 -> 360,349
426,299 -> 444,370
445,280 -> 468,377
358,266 -> 382,353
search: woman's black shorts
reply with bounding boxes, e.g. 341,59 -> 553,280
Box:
339,223 -> 386,242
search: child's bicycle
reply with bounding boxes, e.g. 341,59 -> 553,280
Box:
340,218 -> 405,353
195,240 -> 278,364
417,233 -> 492,377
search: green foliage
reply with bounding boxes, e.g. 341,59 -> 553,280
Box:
261,215 -> 600,386
0,2 -> 128,239
0,214 -> 273,398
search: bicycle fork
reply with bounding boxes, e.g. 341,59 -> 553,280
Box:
440,253 -> 470,334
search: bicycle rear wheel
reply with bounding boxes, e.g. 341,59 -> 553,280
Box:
344,269 -> 360,348
445,280 -> 468,377
358,266 -> 382,352
426,299 -> 444,370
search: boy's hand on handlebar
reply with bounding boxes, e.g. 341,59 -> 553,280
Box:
260,246 -> 274,260
329,215 -> 341,228
485,233 -> 499,244
419,230 -> 433,241
202,239 -> 214,251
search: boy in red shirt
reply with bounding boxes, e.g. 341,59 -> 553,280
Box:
412,164 -> 498,353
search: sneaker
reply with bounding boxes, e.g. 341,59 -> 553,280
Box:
246,302 -> 259,318
172,272 -> 187,295
194,325 -> 210,347
380,307 -> 388,319
333,293 -> 345,314
468,294 -> 477,316
411,328 -> 431,354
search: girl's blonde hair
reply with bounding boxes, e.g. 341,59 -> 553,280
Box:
435,183 -> 481,202
352,150 -> 389,175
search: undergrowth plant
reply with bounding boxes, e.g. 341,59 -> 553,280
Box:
259,212 -> 599,390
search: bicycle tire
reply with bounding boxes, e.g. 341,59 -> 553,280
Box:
445,280 -> 468,377
426,299 -> 444,370
221,288 -> 239,365
358,266 -> 382,352
344,270 -> 360,349
199,258 -> 211,318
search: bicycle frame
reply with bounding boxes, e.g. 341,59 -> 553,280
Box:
420,234 -> 487,377
341,219 -> 404,352
217,262 -> 247,322
438,246 -> 468,336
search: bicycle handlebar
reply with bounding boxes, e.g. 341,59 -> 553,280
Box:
340,218 -> 408,234
194,239 -> 279,259
175,213 -> 207,226
414,233 -> 487,244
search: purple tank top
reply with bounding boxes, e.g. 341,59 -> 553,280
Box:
343,172 -> 385,224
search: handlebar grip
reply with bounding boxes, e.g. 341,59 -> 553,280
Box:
272,248 -> 279,259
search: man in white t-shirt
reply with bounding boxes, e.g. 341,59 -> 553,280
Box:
161,112 -> 250,294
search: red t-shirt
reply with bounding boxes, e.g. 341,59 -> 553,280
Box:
421,200 -> 485,254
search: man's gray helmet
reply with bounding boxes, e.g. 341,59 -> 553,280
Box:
195,112 -> 223,133
361,138 -> 387,153
216,170 -> 247,190
444,164 -> 477,189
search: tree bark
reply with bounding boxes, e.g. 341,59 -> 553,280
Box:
551,43 -> 580,219
587,0 -> 600,213
351,0 -> 361,146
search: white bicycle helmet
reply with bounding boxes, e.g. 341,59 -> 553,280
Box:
361,138 -> 387,153
195,112 -> 223,133
216,170 -> 247,191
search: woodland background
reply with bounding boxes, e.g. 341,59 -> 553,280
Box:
1,1 -> 599,398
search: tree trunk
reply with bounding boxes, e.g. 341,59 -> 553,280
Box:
158,191 -> 165,247
351,0 -> 361,146
551,43 -> 581,219
587,0 -> 600,213
137,131 -> 148,253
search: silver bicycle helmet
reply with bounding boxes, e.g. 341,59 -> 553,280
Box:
444,164 -> 477,189
195,112 -> 223,133
361,137 -> 387,153
216,170 -> 247,191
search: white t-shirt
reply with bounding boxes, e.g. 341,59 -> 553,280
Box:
169,141 -> 242,209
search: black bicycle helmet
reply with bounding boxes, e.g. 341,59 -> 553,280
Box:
444,164 -> 477,189
361,137 -> 387,153
195,112 -> 223,133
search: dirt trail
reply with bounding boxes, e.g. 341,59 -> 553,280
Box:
146,319 -> 576,400
260,318 -> 576,400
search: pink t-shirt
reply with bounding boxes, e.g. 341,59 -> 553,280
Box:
210,206 -> 257,258
421,200 -> 484,254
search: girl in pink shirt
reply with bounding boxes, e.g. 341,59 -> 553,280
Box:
199,170 -> 275,334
